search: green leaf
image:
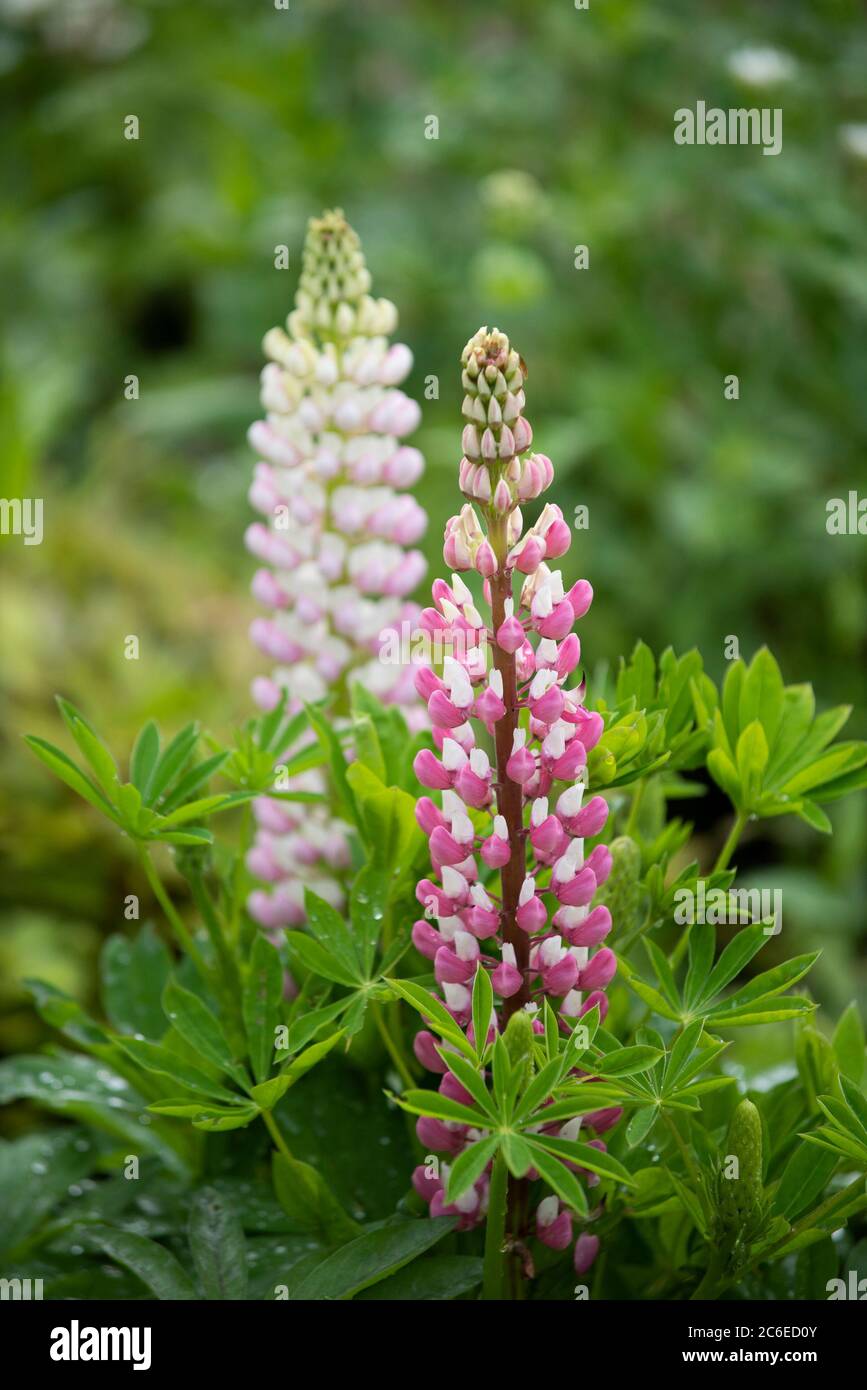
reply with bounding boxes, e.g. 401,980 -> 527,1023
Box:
243,935 -> 283,1084
284,931 -> 360,989
766,683 -> 816,780
530,1134 -> 636,1186
739,647 -> 784,754
188,1187 -> 248,1300
353,714 -> 387,783
707,746 -> 743,809
116,1036 -> 240,1103
617,958 -> 681,1020
286,997 -> 355,1051
26,978 -> 114,1052
305,701 -> 357,826
590,1045 -> 663,1078
668,1169 -> 708,1237
24,735 -> 116,817
0,1129 -> 98,1256
149,1100 -> 258,1131
840,1075 -> 867,1136
795,1236 -> 838,1299
350,865 -> 391,978
684,921 -> 715,1009
148,722 -> 199,804
130,720 -> 161,800
782,743 -> 867,798
440,1051 -> 498,1119
55,698 -> 120,795
159,751 -> 229,814
445,1136 -> 501,1204
159,793 -> 246,826
272,1151 -> 363,1245
277,1030 -> 344,1090
773,1144 -> 839,1222
711,954 -> 818,1016
736,720 -> 769,807
395,1089 -> 486,1128
642,939 -> 680,1011
386,979 -> 476,1061
162,978 -> 243,1081
304,889 -> 362,980
697,924 -> 769,1006
706,996 -> 816,1028
795,799 -> 833,834
0,1054 -> 194,1177
501,1131 -> 535,1178
290,1216 -> 457,1300
85,1225 -> 197,1299
472,963 -> 494,1061
350,683 -> 410,786
626,1105 -> 658,1147
524,1140 -> 589,1216
356,1255 -> 483,1301
833,1003 -> 866,1083
100,925 -> 171,1038
345,762 -> 423,869
664,1019 -> 705,1087
720,661 -> 745,750
514,1056 -> 565,1124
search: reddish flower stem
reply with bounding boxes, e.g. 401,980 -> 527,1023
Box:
488,517 -> 531,1022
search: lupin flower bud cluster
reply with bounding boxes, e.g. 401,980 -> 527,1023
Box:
245,210 -> 427,931
409,328 -> 617,1270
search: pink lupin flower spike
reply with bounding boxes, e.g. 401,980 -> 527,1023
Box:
408,326 -> 618,1237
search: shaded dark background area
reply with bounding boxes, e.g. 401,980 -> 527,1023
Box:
1,0 -> 865,1068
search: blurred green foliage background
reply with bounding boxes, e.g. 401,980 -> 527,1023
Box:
1,0 -> 865,1064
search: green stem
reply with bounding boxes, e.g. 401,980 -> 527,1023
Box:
690,1244 -> 727,1300
669,923 -> 692,971
714,812 -> 747,874
185,867 -> 246,1054
261,1107 -> 294,1163
372,1002 -> 415,1090
230,802 -> 254,949
624,779 -> 645,837
482,1151 -> 509,1300
137,846 -> 210,980
664,1111 -> 707,1217
187,868 -> 241,987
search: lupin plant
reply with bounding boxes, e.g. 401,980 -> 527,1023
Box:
9,301 -> 867,1303
244,209 -> 427,935
391,327 -> 620,1282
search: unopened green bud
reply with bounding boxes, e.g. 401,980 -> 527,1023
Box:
291,208 -> 395,345
459,327 -> 532,471
503,1008 -> 535,1070
587,746 -> 617,785
596,835 -> 642,932
718,1099 -> 764,1231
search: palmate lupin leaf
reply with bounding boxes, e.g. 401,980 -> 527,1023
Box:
24,697 -> 255,844
801,1076 -> 867,1169
708,647 -> 867,829
389,974 -> 647,1211
620,920 -> 818,1029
